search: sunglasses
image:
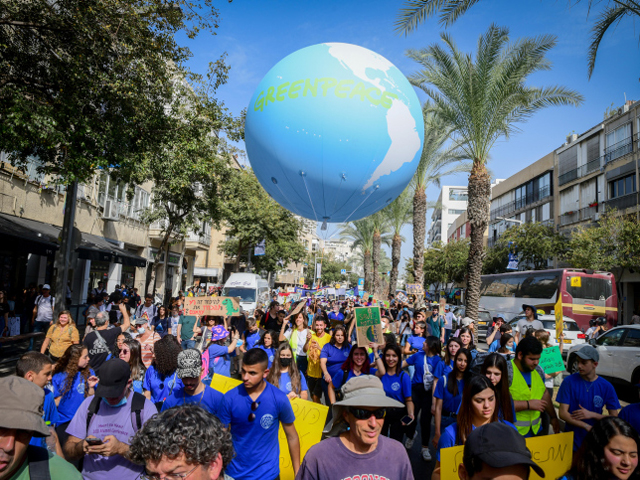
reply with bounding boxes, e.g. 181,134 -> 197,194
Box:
348,407 -> 387,420
248,401 -> 260,422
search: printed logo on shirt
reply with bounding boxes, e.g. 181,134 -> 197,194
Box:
344,349 -> 349,357
391,382 -> 400,391
89,336 -> 109,356
286,382 -> 293,392
260,414 -> 275,430
269,355 -> 274,362
594,395 -> 604,408
77,382 -> 85,395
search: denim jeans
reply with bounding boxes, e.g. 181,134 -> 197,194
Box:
181,340 -> 196,350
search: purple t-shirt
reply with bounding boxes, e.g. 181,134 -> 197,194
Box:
297,435 -> 414,480
66,391 -> 158,480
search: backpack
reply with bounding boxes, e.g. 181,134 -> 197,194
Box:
334,369 -> 350,401
423,355 -> 434,391
27,445 -> 51,480
86,392 -> 146,434
35,295 -> 54,308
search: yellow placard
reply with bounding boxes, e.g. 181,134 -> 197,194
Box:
570,276 -> 581,288
440,431 -> 573,480
555,296 -> 564,341
209,375 -> 328,480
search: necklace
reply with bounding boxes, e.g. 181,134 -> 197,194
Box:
583,377 -> 596,393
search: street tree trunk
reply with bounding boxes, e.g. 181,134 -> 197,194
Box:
465,162 -> 491,321
372,231 -> 381,297
147,221 -> 174,297
413,187 -> 427,287
363,249 -> 372,293
389,233 -> 402,296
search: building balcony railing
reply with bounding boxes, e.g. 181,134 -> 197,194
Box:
558,157 -> 605,187
490,185 -> 551,221
559,204 -> 601,227
604,136 -> 634,164
186,230 -> 211,247
605,193 -> 639,211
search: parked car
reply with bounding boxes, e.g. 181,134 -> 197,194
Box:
452,306 -> 493,341
565,325 -> 640,386
508,314 -> 586,351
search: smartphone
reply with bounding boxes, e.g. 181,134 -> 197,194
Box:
400,415 -> 414,426
85,437 -> 103,446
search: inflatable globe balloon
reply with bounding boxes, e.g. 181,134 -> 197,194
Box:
245,43 -> 424,223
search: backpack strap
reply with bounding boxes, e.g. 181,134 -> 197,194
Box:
341,369 -> 349,387
27,445 -> 51,480
131,392 -> 146,431
85,395 -> 101,434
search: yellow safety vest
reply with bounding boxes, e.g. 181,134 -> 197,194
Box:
509,359 -> 546,436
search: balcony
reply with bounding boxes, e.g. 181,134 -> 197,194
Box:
604,136 -> 634,164
559,211 -> 579,226
605,192 -> 639,211
490,185 -> 551,221
186,230 -> 211,249
559,204 -> 600,227
558,157 -> 606,187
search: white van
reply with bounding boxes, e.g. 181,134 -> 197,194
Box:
222,273 -> 270,313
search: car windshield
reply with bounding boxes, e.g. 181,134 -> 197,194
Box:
478,311 -> 492,322
540,320 -> 580,331
221,287 -> 256,302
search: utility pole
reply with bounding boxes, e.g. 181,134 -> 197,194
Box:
53,181 -> 78,317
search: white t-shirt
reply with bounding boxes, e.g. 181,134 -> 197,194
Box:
516,319 -> 544,337
35,295 -> 55,323
285,328 -> 309,357
170,315 -> 180,335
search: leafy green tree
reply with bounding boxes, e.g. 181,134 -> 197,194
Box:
408,25 -> 582,320
395,0 -> 640,78
313,257 -> 359,287
340,218 -> 375,291
423,240 -> 469,294
383,187 -> 412,296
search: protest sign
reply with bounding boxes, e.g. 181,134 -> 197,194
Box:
184,297 -> 241,316
354,306 -> 384,347
539,346 -> 565,374
440,432 -> 573,480
439,297 -> 447,312
396,292 -> 409,303
209,376 -> 328,480
406,283 -> 423,294
555,296 -> 564,341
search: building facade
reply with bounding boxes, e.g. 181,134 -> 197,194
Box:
428,186 -> 469,246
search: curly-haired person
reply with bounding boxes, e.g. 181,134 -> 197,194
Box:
129,404 -> 234,480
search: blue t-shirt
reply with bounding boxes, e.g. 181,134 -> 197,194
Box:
277,371 -> 308,396
244,330 -> 261,350
207,344 -> 236,378
332,369 -> 369,390
29,390 -> 60,449
442,360 -> 454,379
436,420 -> 517,461
161,384 -> 224,416
405,351 -> 444,386
52,370 -> 96,423
380,371 -> 411,403
489,339 -> 516,353
328,311 -> 345,322
556,373 -> 620,450
256,345 -> 276,367
619,403 -> 640,434
218,382 -> 296,480
434,374 -> 465,415
320,343 -> 351,378
407,335 -> 425,352
142,366 -> 183,404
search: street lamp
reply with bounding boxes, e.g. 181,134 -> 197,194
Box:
496,216 -> 523,225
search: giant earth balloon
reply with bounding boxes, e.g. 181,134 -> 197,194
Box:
245,43 -> 424,223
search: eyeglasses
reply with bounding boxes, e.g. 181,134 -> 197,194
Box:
347,407 -> 387,420
248,401 -> 260,422
139,464 -> 199,480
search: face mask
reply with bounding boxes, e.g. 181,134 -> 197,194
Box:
137,327 -> 145,334
280,357 -> 292,367
102,396 -> 127,408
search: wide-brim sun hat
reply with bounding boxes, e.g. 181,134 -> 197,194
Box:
210,324 -> 229,342
0,377 -> 50,437
324,375 -> 404,437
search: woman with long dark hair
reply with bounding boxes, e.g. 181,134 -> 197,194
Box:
497,333 -> 516,359
559,416 -> 639,480
329,345 -> 385,403
143,334 -> 183,409
457,327 -> 477,360
119,338 -> 147,394
380,343 -> 414,442
320,325 -> 351,386
151,305 -> 170,337
255,329 -> 278,367
432,375 -> 517,479
433,348 -> 472,450
481,353 -> 515,423
279,311 -> 309,377
267,343 -> 308,400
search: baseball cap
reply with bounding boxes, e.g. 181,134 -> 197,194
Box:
176,349 -> 202,379
0,377 -> 50,437
464,422 -> 545,477
575,345 -> 599,362
42,284 -> 51,290
95,359 -> 131,398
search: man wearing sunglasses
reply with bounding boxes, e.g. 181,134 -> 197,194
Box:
299,375 -> 414,480
218,348 -> 300,480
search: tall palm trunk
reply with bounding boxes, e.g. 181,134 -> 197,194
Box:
389,233 -> 402,296
363,249 -> 372,293
465,162 -> 491,320
372,231 -> 381,297
413,187 -> 427,286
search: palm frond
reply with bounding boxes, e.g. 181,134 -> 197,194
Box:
587,4 -> 629,78
395,0 -> 482,35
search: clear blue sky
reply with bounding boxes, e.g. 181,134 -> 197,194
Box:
180,0 -> 640,277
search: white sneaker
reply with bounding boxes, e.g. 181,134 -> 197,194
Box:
403,433 -> 415,450
422,448 -> 432,461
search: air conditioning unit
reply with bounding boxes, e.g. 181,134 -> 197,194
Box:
618,107 -> 624,116
102,199 -> 119,221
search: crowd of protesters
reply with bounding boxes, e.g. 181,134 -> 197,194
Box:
1,289 -> 639,480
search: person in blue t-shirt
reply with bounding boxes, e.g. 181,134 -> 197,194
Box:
441,337 -> 462,380
480,353 -> 515,424
488,323 -> 515,352
379,343 -> 413,442
267,343 -> 308,400
254,330 -> 278,367
327,303 -> 345,325
143,334 -> 184,408
401,336 -> 444,461
557,345 -> 620,451
161,349 -> 224,416
434,375 -> 518,477
619,384 -> 640,434
329,345 -> 385,402
433,348 -> 472,454
150,305 -> 170,338
241,317 -> 262,352
205,325 -> 240,381
218,348 -> 300,480
320,325 -> 351,382
403,321 -> 426,356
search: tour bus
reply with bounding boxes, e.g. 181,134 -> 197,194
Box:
222,273 -> 270,313
479,269 -> 618,332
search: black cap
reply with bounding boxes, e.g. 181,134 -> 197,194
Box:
95,359 -> 131,398
464,423 -> 545,477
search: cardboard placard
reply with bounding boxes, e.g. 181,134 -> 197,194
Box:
539,346 -> 565,374
396,292 -> 409,303
439,297 -> 447,311
209,375 -> 328,480
406,283 -> 423,294
555,297 -> 564,342
354,306 -> 384,347
184,297 -> 241,316
440,432 -> 573,480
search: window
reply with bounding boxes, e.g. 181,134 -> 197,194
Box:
565,276 -> 612,301
558,145 -> 578,182
518,273 -> 560,299
542,203 -> 551,221
449,189 -> 468,201
538,173 -> 551,198
448,209 -> 465,215
586,136 -> 600,171
623,328 -> 640,347
609,173 -> 636,199
480,272 -> 561,299
606,123 -> 632,162
541,320 -> 581,331
596,328 -> 624,346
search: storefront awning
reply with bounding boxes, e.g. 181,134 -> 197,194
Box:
194,267 -> 219,277
0,213 -> 59,256
78,233 -> 147,268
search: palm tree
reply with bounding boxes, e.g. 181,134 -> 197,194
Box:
395,0 -> 640,79
407,25 -> 583,320
339,218 -> 374,292
370,211 -> 393,297
411,106 -> 471,289
383,187 -> 412,296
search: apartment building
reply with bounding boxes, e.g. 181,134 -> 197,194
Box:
428,186 -> 469,245
275,217 -> 318,287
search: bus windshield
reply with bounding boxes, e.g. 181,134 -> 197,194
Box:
565,276 -> 612,301
222,288 -> 256,302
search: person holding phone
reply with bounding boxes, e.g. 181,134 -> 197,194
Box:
83,298 -> 131,374
379,344 -> 414,442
